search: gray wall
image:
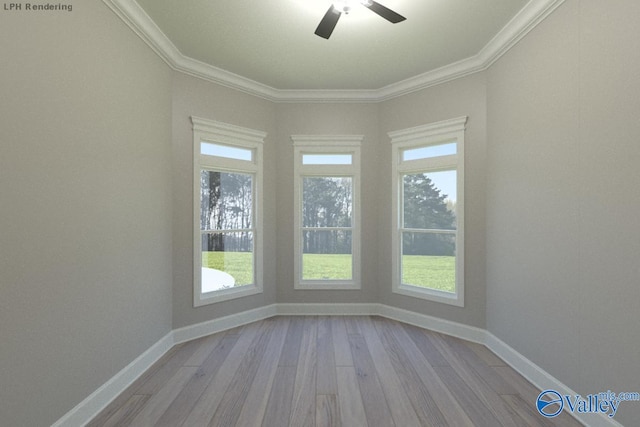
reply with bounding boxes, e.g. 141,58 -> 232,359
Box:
379,73 -> 488,328
274,102 -> 382,305
171,73 -> 278,328
3,0 -> 639,425
173,89 -> 487,328
170,78 -> 488,327
0,3 -> 173,426
486,1 -> 640,425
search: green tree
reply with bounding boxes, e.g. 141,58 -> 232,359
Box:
402,173 -> 456,256
302,176 -> 352,254
201,171 -> 253,252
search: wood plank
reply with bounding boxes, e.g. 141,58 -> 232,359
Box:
356,317 -> 422,427
348,333 -> 396,427
501,394 -> 556,427
261,366 -> 297,427
317,315 -> 337,394
154,334 -> 240,427
331,316 -> 353,367
223,323 -> 246,336
317,394 -> 340,427
344,315 -> 361,335
401,322 -> 451,367
182,331 -> 225,367
128,366 -> 198,427
492,366 -> 542,400
86,344 -> 186,427
208,320 -> 275,426
235,317 -> 290,427
439,334 -> 518,395
493,367 -> 584,427
433,366 -> 502,427
279,316 -> 304,367
180,321 -> 262,426
100,394 -> 150,427
373,318 -> 448,427
429,333 -> 528,427
86,316 -> 584,427
375,318 -> 475,427
134,340 -> 201,395
289,316 -> 318,427
465,341 -> 507,367
336,367 -> 368,427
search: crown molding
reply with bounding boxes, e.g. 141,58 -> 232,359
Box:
103,0 -> 565,103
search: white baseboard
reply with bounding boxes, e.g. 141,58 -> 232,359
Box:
51,332 -> 174,427
55,302 -> 623,427
172,304 -> 278,344
377,304 -> 487,344
274,303 -> 484,345
276,302 -> 380,316
485,333 -> 624,427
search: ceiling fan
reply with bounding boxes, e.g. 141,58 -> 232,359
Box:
315,0 -> 406,39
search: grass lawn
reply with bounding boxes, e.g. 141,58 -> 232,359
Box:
303,254 -> 353,280
202,251 -> 253,285
402,255 -> 455,293
204,251 -> 455,292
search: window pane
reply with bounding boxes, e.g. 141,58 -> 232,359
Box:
201,232 -> 253,292
402,231 -> 455,293
302,154 -> 352,165
302,176 -> 352,227
302,230 -> 352,280
402,142 -> 456,161
200,171 -> 253,231
402,171 -> 456,230
201,141 -> 253,161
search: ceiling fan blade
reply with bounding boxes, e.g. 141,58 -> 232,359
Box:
363,0 -> 406,23
315,5 -> 342,39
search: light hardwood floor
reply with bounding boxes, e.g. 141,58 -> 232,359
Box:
87,316 -> 583,427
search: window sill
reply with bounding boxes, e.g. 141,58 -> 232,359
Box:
294,281 -> 361,290
194,283 -> 262,307
393,284 -> 464,307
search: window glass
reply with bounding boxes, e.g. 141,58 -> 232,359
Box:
192,116 -> 265,306
200,171 -> 254,293
302,154 -> 352,165
389,116 -> 466,306
302,230 -> 353,280
401,232 -> 456,293
402,170 -> 456,230
402,142 -> 456,161
302,176 -> 353,227
201,141 -> 253,161
292,135 -> 362,289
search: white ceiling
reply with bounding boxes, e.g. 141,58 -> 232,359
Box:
104,0 -> 565,101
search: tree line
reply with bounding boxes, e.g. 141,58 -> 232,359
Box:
402,173 -> 456,256
200,170 -> 253,252
199,171 -> 456,256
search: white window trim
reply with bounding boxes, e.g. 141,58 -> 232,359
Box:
292,135 -> 363,290
192,116 -> 266,307
389,116 -> 467,307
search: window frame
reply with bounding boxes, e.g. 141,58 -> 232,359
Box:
389,117 -> 467,306
192,116 -> 265,307
292,135 -> 363,290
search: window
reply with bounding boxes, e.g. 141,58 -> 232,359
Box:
389,117 -> 467,306
192,116 -> 265,306
292,135 -> 362,289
